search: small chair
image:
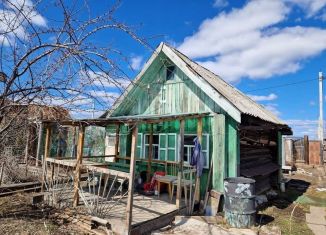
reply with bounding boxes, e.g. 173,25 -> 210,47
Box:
171,168 -> 196,203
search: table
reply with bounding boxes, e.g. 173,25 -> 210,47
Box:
156,175 -> 177,199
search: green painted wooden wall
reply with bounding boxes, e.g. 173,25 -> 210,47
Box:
109,52 -> 240,195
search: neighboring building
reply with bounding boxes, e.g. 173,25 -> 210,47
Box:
102,42 -> 292,194
0,103 -> 70,159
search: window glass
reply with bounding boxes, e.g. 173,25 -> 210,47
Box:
144,134 -> 159,159
166,65 -> 175,80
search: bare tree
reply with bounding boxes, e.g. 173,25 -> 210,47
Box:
0,0 -> 149,150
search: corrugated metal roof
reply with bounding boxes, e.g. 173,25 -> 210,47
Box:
166,44 -> 284,125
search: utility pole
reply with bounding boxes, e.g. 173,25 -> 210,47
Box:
318,72 -> 324,144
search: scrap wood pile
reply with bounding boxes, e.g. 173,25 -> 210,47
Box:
0,193 -> 111,235
240,146 -> 279,194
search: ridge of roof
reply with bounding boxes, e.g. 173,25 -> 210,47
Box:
163,43 -> 284,125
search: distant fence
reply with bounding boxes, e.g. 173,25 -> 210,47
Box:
282,136 -> 324,167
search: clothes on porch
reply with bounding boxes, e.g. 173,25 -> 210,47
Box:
190,137 -> 204,177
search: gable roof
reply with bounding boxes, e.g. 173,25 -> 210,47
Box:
107,42 -> 285,125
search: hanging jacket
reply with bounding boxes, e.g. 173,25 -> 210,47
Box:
190,137 -> 204,177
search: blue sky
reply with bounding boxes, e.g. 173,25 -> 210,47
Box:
111,0 -> 326,139
3,0 -> 326,138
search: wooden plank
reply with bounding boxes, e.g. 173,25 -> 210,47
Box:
0,162 -> 4,186
115,124 -> 120,162
162,45 -> 241,123
304,135 -> 309,165
41,126 -> 51,192
176,119 -> 185,209
85,165 -> 130,179
73,125 -> 85,207
211,114 -> 226,192
194,117 -> 203,202
35,123 -> 43,167
126,125 -> 138,235
227,117 -> 239,177
147,124 -> 153,182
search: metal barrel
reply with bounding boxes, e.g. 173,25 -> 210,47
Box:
224,177 -> 256,228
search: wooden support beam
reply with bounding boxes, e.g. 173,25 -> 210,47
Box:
41,126 -> 51,192
176,119 -> 185,209
126,125 -> 138,235
147,124 -> 153,182
114,124 -> 120,162
24,126 -> 30,164
304,135 -> 309,165
35,123 -> 43,167
73,125 -> 85,207
194,117 -> 202,203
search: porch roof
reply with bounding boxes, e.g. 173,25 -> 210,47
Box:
41,112 -> 211,127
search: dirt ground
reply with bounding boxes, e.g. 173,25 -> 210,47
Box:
1,165 -> 325,235
257,165 -> 326,235
0,194 -> 89,235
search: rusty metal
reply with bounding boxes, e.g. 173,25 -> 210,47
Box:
224,177 -> 256,228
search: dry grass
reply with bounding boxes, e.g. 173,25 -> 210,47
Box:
0,194 -> 88,235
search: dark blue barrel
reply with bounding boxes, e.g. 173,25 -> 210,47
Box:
224,177 -> 256,228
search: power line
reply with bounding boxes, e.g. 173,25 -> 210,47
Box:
245,78 -> 316,93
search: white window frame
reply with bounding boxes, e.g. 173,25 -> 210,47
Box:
159,133 -> 167,160
178,133 -> 209,168
144,134 -> 159,160
167,133 -> 177,161
136,133 -> 143,158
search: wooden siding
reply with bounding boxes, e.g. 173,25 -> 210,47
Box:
110,54 -> 240,194
111,53 -> 224,117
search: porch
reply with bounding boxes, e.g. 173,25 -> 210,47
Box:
39,112 -> 209,234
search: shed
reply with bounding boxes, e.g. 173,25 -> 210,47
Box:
102,42 -> 292,194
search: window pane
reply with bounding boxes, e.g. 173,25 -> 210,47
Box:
168,135 -> 176,148
160,135 -> 167,148
167,149 -> 175,161
153,145 -> 159,159
201,135 -> 207,150
159,149 -> 166,160
184,147 -> 188,162
184,135 -> 195,145
137,134 -> 142,146
153,135 -> 159,144
202,152 -> 208,168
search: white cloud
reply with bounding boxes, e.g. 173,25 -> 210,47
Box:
248,93 -> 277,101
0,0 -> 46,45
178,0 -> 326,82
287,0 -> 326,17
264,103 -> 281,117
130,56 -> 143,70
310,100 -> 316,106
285,119 -> 320,138
79,70 -> 131,89
213,0 -> 228,8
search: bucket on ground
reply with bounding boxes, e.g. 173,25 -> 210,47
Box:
224,177 -> 256,228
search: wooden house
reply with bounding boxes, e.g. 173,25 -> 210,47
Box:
39,42 -> 292,234
102,42 -> 292,194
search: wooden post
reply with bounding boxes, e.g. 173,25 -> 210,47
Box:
41,126 -> 51,192
194,117 -> 202,202
0,162 -> 4,186
24,126 -> 30,164
147,124 -> 153,182
304,135 -> 309,165
176,119 -> 185,209
114,124 -> 120,162
35,122 -> 43,167
73,125 -> 85,207
126,125 -> 138,235
70,126 -> 77,158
